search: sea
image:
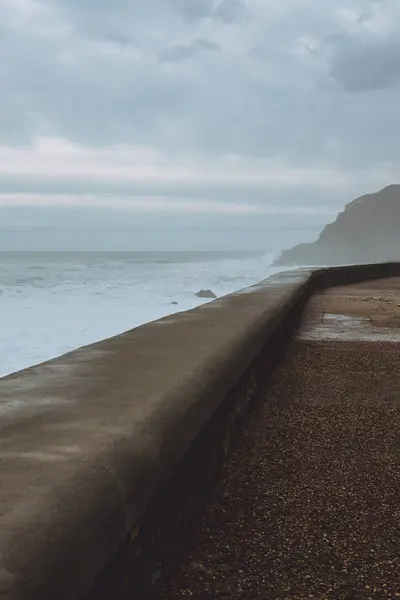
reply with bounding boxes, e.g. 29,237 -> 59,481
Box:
0,250 -> 285,378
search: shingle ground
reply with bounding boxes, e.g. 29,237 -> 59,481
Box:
160,279 -> 400,599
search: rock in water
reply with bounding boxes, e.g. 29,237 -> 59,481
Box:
196,289 -> 217,299
273,184 -> 400,266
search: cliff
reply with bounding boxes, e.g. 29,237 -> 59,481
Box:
274,185 -> 400,266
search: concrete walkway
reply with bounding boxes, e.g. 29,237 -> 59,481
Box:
160,278 -> 400,599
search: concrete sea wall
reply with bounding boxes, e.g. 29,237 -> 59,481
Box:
1,263 -> 399,600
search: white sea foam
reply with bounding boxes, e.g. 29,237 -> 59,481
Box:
0,250 -> 283,377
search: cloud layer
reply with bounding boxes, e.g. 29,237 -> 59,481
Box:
1,0 -> 400,215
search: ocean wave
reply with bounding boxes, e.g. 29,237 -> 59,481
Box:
0,250 -> 277,377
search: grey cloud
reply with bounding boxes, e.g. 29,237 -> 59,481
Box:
158,39 -> 221,63
170,0 -> 216,21
1,0 -> 400,174
64,0 -> 242,27
214,0 -> 246,23
57,0 -> 170,39
328,38 -> 400,92
170,0 -> 246,23
195,39 -> 222,52
0,174 -> 371,213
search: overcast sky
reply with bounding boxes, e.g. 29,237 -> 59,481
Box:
1,0 -> 399,250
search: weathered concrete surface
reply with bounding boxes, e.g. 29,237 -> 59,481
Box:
160,279 -> 400,599
0,270 -> 314,600
302,276 -> 400,337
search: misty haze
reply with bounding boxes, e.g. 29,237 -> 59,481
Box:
1,0 -> 400,375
